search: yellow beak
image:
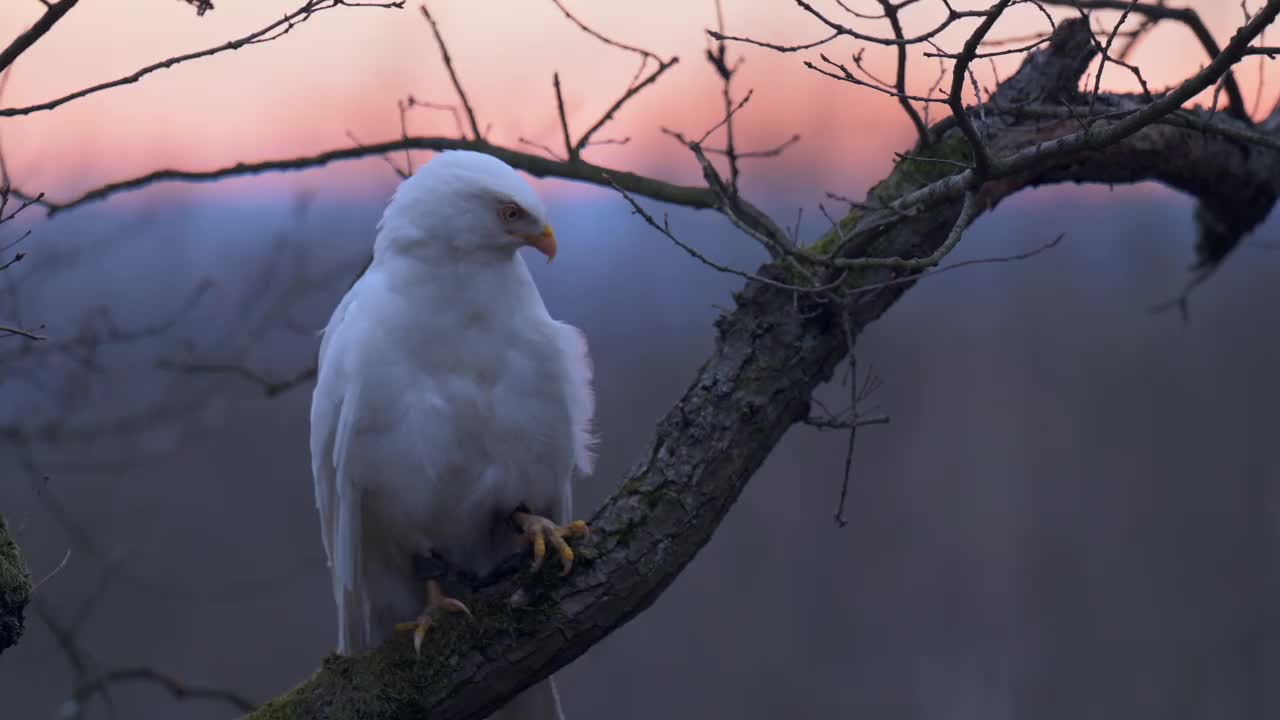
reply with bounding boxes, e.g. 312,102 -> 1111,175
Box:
524,225 -> 557,262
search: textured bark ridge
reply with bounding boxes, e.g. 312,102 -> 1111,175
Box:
0,515 -> 32,656
246,19 -> 1280,720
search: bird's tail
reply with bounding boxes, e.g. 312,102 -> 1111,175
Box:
487,677 -> 566,720
333,489 -> 373,654
335,582 -> 374,655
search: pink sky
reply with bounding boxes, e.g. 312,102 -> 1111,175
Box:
0,1 -> 1268,207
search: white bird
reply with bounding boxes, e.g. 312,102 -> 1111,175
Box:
309,150 -> 596,720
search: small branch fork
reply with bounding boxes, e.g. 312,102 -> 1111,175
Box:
0,182 -> 44,340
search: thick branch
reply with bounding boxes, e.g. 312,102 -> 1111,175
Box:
35,138 -> 717,216
244,17 -> 1280,720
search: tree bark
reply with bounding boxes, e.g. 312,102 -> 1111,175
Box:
245,18 -> 1280,720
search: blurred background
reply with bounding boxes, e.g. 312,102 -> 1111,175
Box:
1,1 -> 1277,718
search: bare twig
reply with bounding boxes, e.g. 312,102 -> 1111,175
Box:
707,29 -> 840,53
30,547 -> 70,593
803,413 -> 891,431
553,73 -> 574,161
180,0 -> 215,15
396,98 -> 414,176
947,0 -> 1012,179
419,3 -> 482,140
839,191 -> 980,271
1148,265 -> 1217,324
38,586 -> 257,718
1040,0 -> 1250,119
793,0 -> 991,47
547,1 -> 678,155
704,133 -> 800,159
1090,0 -> 1143,113
0,0 -> 79,74
575,57 -> 680,155
0,322 -> 45,340
157,360 -> 317,398
849,234 -> 1067,296
807,54 -> 950,105
878,0 -> 931,146
606,177 -> 845,294
404,95 -> 467,138
0,1 -> 405,117
707,0 -> 743,190
345,129 -> 410,179
72,668 -> 257,714
549,0 -> 661,61
662,123 -> 802,262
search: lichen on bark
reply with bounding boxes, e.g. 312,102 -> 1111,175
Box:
0,514 -> 32,655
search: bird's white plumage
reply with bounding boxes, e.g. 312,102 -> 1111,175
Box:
309,151 -> 594,719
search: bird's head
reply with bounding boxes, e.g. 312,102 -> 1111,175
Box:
375,150 -> 557,263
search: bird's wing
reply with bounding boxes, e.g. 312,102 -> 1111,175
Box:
554,321 -> 597,477
310,285 -> 369,652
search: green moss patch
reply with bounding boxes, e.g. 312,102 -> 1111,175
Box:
0,515 -> 32,655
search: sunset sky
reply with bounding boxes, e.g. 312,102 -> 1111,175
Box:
0,1 -> 1269,209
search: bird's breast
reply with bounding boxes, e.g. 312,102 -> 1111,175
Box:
354,304 -> 575,571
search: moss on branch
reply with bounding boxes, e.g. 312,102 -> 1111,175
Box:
0,515 -> 32,655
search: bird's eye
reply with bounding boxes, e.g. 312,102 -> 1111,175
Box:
498,203 -> 525,223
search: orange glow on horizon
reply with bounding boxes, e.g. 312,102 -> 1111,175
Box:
0,1 -> 1269,208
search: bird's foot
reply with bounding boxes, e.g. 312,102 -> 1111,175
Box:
512,511 -> 590,575
393,578 -> 471,655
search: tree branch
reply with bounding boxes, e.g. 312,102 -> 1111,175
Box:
547,0 -> 678,156
32,138 -> 718,216
0,0 -> 79,74
156,360 -> 317,398
877,0 -> 931,146
419,3 -> 482,141
72,667 -> 256,714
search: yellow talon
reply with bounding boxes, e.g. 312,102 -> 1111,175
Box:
514,511 -> 590,576
531,531 -> 547,571
394,579 -> 470,655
